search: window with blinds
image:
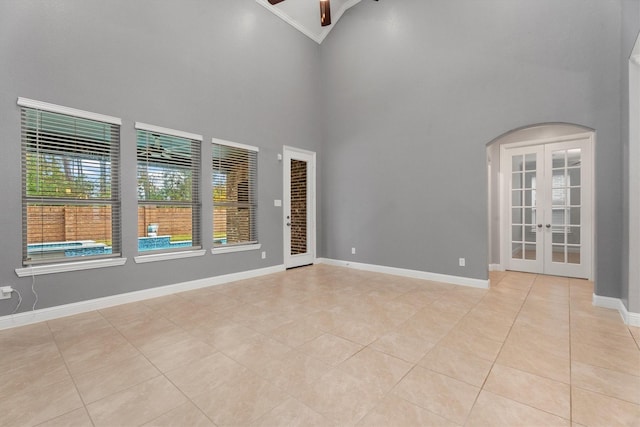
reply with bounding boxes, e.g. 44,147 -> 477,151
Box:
212,139 -> 258,247
19,98 -> 121,265
136,124 -> 202,253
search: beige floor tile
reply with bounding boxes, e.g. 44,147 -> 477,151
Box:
357,395 -> 458,427
393,289 -> 444,308
163,306 -> 224,331
570,313 -> 632,338
507,321 -> 570,358
191,320 -> 263,351
518,299 -> 570,319
338,347 -> 412,393
98,301 -> 157,326
222,302 -> 275,320
53,322 -> 121,353
115,316 -> 184,349
0,322 -> 53,348
370,329 -> 438,363
397,311 -> 458,342
142,401 -> 214,427
164,351 -> 248,399
252,296 -> 313,314
484,363 -> 570,419
515,312 -> 571,337
297,333 -> 362,366
142,294 -> 198,316
301,310 -> 353,332
1,339 -> 61,370
221,334 -> 292,373
36,408 -> 93,427
629,326 -> 640,346
418,344 -> 493,387
456,309 -> 513,342
0,378 -> 83,427
235,308 -> 294,334
73,354 -> 160,403
474,296 -> 523,318
571,361 -> 640,404
497,338 -> 570,383
329,317 -> 389,345
181,290 -> 243,313
355,302 -> 418,331
192,370 -> 288,425
571,386 -> 640,427
295,368 -> 385,425
86,376 -> 187,427
438,328 -> 503,362
266,319 -> 325,348
60,332 -> 141,376
571,304 -> 625,323
571,341 -> 640,377
260,349 -> 332,390
131,327 -> 195,355
430,293 -> 478,312
466,390 -> 569,426
47,311 -> 111,337
252,398 -> 334,427
571,325 -> 638,353
393,366 -> 480,425
5,267 -> 640,427
141,335 -> 217,372
0,351 -> 69,399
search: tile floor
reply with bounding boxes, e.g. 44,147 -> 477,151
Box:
1,265 -> 639,426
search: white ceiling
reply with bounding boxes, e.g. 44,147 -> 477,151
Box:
256,0 -> 362,44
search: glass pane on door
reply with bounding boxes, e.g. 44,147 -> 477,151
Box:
290,159 -> 307,255
550,148 -> 582,265
511,154 -> 537,261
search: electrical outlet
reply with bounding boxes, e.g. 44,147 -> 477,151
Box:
261,251 -> 266,259
0,286 -> 13,300
351,247 -> 356,254
459,258 -> 466,267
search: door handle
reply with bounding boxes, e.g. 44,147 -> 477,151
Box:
546,224 -> 551,228
537,224 -> 542,228
286,223 -> 291,227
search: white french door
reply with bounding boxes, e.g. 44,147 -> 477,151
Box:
283,146 -> 316,269
502,136 -> 593,278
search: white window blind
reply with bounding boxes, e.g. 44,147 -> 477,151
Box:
212,139 -> 258,247
20,101 -> 121,264
136,124 -> 202,253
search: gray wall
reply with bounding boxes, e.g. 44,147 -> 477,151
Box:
0,0 -> 636,317
319,0 -> 625,297
0,0 -> 323,316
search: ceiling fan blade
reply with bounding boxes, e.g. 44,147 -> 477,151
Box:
268,0 -> 286,4
320,0 -> 331,26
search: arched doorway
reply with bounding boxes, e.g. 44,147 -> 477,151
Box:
487,124 -> 595,279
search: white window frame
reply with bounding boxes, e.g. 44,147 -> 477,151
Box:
211,138 -> 260,254
16,98 -> 126,275
134,122 -> 203,262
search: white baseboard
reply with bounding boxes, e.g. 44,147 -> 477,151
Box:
0,264 -> 285,331
592,294 -> 640,327
316,258 -> 489,289
489,264 -> 505,272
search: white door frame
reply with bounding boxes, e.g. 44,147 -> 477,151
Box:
499,132 -> 595,279
628,38 -> 640,313
283,146 -> 316,269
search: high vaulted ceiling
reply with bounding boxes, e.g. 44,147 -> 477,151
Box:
256,0 -> 362,44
